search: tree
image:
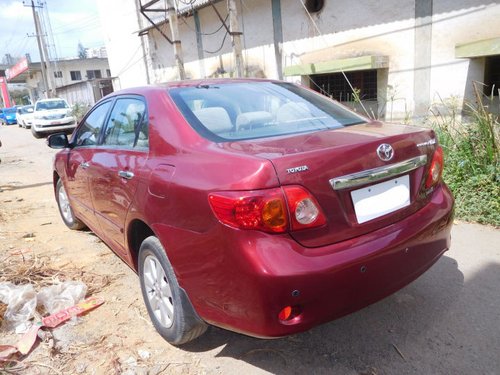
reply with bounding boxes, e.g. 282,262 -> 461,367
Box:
78,42 -> 87,59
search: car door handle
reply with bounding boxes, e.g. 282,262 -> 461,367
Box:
118,170 -> 134,180
80,162 -> 90,169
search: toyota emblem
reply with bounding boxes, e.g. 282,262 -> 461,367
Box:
376,143 -> 394,161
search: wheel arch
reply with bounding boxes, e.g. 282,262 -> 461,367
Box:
127,219 -> 155,271
53,171 -> 60,194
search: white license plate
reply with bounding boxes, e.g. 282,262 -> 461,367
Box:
351,175 -> 410,224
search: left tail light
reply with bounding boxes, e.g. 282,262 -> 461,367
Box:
425,146 -> 444,189
208,186 -> 326,233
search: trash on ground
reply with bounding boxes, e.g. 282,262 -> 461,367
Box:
0,283 -> 37,330
38,281 -> 87,314
0,296 -> 104,363
0,281 -> 87,330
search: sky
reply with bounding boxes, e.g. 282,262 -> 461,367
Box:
0,0 -> 105,64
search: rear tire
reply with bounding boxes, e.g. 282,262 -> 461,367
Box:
55,179 -> 85,230
138,236 -> 207,345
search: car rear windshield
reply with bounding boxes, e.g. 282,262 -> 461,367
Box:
36,100 -> 69,111
169,82 -> 366,142
5,108 -> 17,114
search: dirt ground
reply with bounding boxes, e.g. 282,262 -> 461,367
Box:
0,124 -> 499,375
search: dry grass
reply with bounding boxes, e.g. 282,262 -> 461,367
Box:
0,251 -> 116,373
0,251 -> 113,296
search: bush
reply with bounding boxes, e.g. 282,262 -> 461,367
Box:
71,102 -> 91,122
430,84 -> 499,226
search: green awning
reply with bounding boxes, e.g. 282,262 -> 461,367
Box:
455,37 -> 500,58
284,55 -> 388,76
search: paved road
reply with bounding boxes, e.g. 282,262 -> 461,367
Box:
1,124 -> 499,375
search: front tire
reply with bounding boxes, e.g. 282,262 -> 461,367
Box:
138,236 -> 207,345
31,127 -> 42,139
55,179 -> 85,230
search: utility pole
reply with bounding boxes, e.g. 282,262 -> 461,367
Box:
228,0 -> 244,77
36,11 -> 56,97
135,0 -> 151,84
29,0 -> 50,98
165,0 -> 186,80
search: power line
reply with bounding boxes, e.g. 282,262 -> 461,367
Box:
297,0 -> 370,117
50,14 -> 98,31
203,31 -> 229,54
115,44 -> 143,77
51,19 -> 101,35
1,6 -> 25,53
180,14 -> 228,36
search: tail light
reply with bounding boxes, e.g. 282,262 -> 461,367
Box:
283,186 -> 326,230
208,186 -> 326,233
425,146 -> 444,189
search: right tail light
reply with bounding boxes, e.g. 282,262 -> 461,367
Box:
425,146 -> 444,189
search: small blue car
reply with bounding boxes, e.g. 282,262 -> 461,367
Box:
1,107 -> 18,125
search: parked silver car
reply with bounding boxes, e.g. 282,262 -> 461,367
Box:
16,105 -> 34,129
32,98 -> 76,138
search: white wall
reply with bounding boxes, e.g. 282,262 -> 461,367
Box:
430,2 -> 500,103
52,58 -> 110,87
103,0 -> 500,119
25,58 -> 110,100
96,0 -> 149,89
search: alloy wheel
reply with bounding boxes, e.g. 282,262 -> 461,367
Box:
143,255 -> 174,328
58,184 -> 73,223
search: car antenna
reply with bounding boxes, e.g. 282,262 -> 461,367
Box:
196,83 -> 219,89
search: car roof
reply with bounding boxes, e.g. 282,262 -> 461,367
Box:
107,78 -> 281,97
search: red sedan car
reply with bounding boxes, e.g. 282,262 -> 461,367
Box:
48,79 -> 454,345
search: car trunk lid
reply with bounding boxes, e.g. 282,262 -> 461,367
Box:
222,121 -> 438,247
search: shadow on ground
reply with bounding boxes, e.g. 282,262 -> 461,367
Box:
179,255 -> 500,374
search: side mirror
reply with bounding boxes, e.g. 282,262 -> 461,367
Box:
47,133 -> 70,149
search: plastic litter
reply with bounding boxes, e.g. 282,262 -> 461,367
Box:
0,296 -> 104,363
37,281 -> 87,314
0,283 -> 37,330
0,281 -> 87,331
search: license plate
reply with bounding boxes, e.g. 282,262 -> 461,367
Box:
351,175 -> 410,224
51,120 -> 61,125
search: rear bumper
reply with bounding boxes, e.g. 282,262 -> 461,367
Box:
159,184 -> 454,338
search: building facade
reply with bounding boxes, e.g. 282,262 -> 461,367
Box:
21,57 -> 112,106
98,0 -> 500,119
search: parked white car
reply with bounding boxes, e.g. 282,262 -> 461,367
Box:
16,105 -> 35,129
32,98 -> 76,138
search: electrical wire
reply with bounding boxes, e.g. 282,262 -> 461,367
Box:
203,31 -> 228,54
1,5 -> 24,53
177,0 -> 198,5
50,15 -> 99,31
180,14 -> 228,36
116,52 -> 149,76
51,20 -> 101,36
115,44 -> 143,77
297,0 -> 370,117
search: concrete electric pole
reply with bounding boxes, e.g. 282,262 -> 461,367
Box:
29,0 -> 51,98
228,0 -> 244,77
165,0 -> 186,80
